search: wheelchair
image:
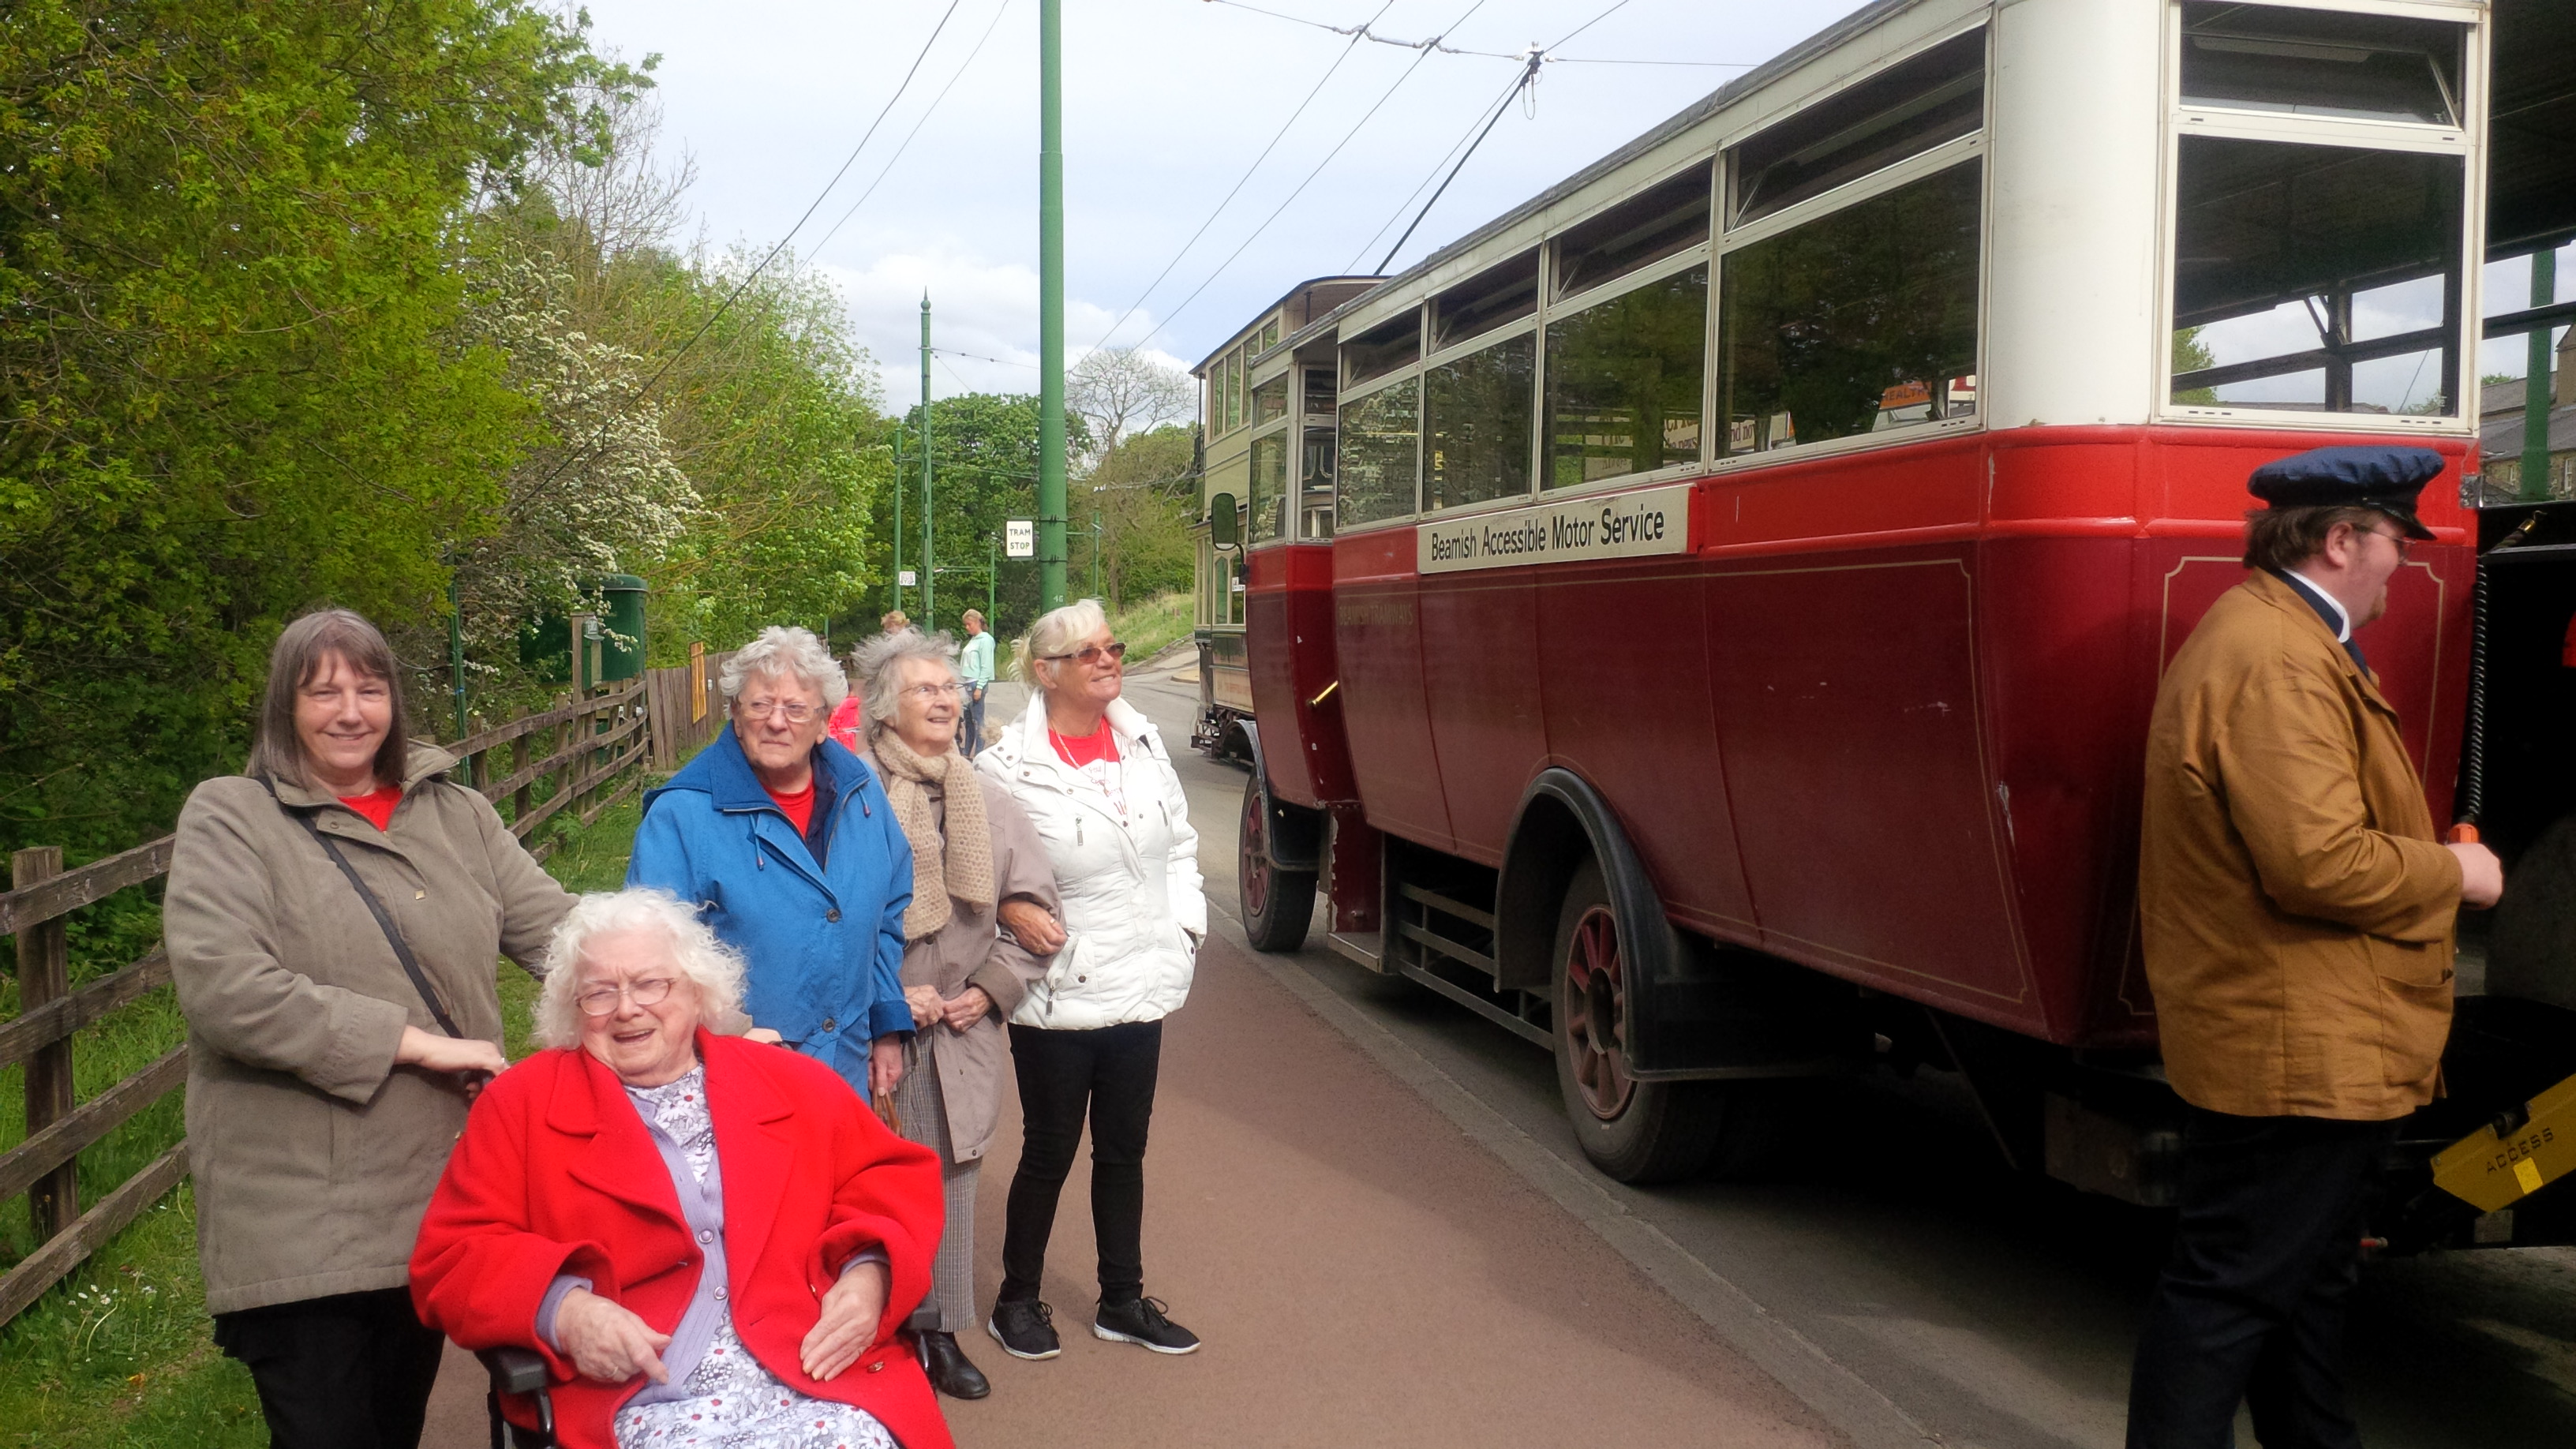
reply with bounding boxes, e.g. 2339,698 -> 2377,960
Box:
482,1301 -> 942,1448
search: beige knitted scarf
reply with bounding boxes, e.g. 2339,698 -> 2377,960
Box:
870,730 -> 994,941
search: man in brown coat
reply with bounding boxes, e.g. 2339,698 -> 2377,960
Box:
2126,446 -> 2503,1449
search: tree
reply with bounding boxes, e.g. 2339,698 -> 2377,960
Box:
1082,425 -> 1197,612
1068,347 -> 1194,463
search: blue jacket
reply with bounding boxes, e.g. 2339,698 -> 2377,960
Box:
627,727 -> 913,1085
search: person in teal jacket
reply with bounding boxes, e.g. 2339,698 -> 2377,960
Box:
627,626 -> 914,1096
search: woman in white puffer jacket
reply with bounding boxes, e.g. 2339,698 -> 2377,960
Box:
975,600 -> 1206,1365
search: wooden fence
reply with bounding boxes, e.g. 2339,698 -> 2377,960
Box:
643,646 -> 736,770
0,678 -> 653,1327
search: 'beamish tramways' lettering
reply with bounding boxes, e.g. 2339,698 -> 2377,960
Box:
1414,483 -> 1690,575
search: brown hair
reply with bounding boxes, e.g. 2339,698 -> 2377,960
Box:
245,609 -> 414,789
2241,505 -> 2382,574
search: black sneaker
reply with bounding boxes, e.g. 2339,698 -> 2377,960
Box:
987,1298 -> 1060,1361
1092,1296 -> 1200,1354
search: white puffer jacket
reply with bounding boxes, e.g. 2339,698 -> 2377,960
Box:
977,693 -> 1205,1032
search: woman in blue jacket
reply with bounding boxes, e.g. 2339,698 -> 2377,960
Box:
628,626 -> 914,1096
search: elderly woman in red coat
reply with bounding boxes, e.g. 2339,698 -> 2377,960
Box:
410,889 -> 951,1449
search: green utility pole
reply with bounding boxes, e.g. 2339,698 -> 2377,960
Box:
892,428 -> 905,616
2525,249 -> 2559,503
1037,0 -> 1069,608
921,293 -> 937,622
988,533 -> 998,623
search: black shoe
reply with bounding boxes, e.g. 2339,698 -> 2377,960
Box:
920,1331 -> 991,1398
1092,1296 -> 1200,1354
987,1299 -> 1061,1361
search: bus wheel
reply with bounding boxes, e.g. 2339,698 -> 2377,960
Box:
1239,771 -> 1316,953
1552,860 -> 1722,1183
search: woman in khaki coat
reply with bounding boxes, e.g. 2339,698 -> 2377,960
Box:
851,627 -> 1060,1401
163,609 -> 574,1449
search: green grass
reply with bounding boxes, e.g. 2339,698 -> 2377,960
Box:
0,783 -> 654,1447
1111,590 -> 1195,667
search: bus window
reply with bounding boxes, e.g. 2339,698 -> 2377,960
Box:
1425,332 -> 1537,511
1544,264 -> 1706,487
2180,4 -> 2462,126
1434,252 -> 1539,351
1718,161 -> 1981,457
1261,317 -> 1282,351
1300,425 -> 1337,540
1339,378 -> 1421,526
1249,431 -> 1288,543
2168,140 -> 2462,414
1226,349 -> 1245,432
1554,165 -> 1711,301
1252,373 -> 1290,425
1730,29 -> 1983,229
1344,312 -> 1421,389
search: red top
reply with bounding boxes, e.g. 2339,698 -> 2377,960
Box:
1050,726 -> 1120,769
826,696 -> 865,753
339,787 -> 402,832
767,779 -> 816,837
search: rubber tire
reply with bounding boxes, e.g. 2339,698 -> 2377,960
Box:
1551,860 -> 1726,1184
1239,770 -> 1317,953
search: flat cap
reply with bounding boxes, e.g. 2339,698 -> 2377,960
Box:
2247,445 -> 2441,540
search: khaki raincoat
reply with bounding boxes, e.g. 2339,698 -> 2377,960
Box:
2140,569 -> 2462,1121
863,747 -> 1058,1162
164,744 -> 573,1314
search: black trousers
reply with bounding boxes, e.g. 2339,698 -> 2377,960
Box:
1000,1019 -> 1162,1306
2125,1110 -> 2398,1449
212,1286 -> 446,1449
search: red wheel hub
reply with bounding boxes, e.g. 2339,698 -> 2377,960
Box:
1563,904 -> 1632,1120
1240,788 -> 1271,918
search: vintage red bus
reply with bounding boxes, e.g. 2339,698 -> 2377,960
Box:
1202,0 -> 2576,1245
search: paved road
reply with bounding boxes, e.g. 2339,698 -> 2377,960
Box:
1106,663 -> 2576,1449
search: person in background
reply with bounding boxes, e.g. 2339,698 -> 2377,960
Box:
849,627 -> 1065,1399
627,625 -> 914,1103
165,608 -> 574,1449
979,599 -> 1206,1361
957,608 -> 996,759
410,889 -> 952,1449
882,608 -> 913,635
2126,447 -> 2505,1448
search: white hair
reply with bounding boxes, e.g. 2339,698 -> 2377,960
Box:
534,889 -> 747,1050
854,629 -> 960,728
1027,599 -> 1110,695
720,625 -> 848,707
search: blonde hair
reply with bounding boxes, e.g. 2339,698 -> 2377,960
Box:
1026,599 -> 1110,695
533,889 -> 747,1049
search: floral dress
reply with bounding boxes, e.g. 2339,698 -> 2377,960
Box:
610,1069 -> 897,1449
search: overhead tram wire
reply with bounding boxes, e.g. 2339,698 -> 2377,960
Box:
1129,0 -> 1496,351
1342,62 -> 1527,271
1089,0 -> 1398,350
1199,0 -> 1747,66
512,0 -> 968,500
807,0 -> 1016,262
1373,52 -> 1537,271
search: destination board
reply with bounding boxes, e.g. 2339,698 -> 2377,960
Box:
1415,483 -> 1691,575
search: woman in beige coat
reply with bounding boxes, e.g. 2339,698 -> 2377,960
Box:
163,609 -> 574,1449
851,627 -> 1061,1400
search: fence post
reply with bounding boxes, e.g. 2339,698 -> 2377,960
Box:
13,847 -> 76,1241
511,706 -> 534,825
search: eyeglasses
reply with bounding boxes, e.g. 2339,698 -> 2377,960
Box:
575,975 -> 680,1017
2364,526 -> 2413,562
738,698 -> 819,723
903,682 -> 963,701
1042,642 -> 1128,667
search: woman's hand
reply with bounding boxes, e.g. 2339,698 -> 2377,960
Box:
395,1025 -> 507,1079
938,986 -> 993,1034
802,1260 -> 890,1381
743,1027 -> 784,1046
998,896 -> 1065,955
555,1288 -> 672,1385
903,984 -> 943,1028
868,1034 -> 904,1098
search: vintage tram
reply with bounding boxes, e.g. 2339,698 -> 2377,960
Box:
1201,0 -> 2576,1245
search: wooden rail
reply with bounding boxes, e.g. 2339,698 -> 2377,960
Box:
0,678 -> 668,1327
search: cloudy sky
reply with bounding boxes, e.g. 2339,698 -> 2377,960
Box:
574,0 -> 1870,405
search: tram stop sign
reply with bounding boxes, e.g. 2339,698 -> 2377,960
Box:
1005,519 -> 1035,559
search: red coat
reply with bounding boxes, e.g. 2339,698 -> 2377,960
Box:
410,1031 -> 952,1449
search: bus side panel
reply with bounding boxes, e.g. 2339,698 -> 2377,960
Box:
1534,552 -> 1757,934
1245,541 -> 1356,808
1333,529 -> 1456,851
1419,569 -> 1541,865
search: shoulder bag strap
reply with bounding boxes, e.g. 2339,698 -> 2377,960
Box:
256,776 -> 466,1039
